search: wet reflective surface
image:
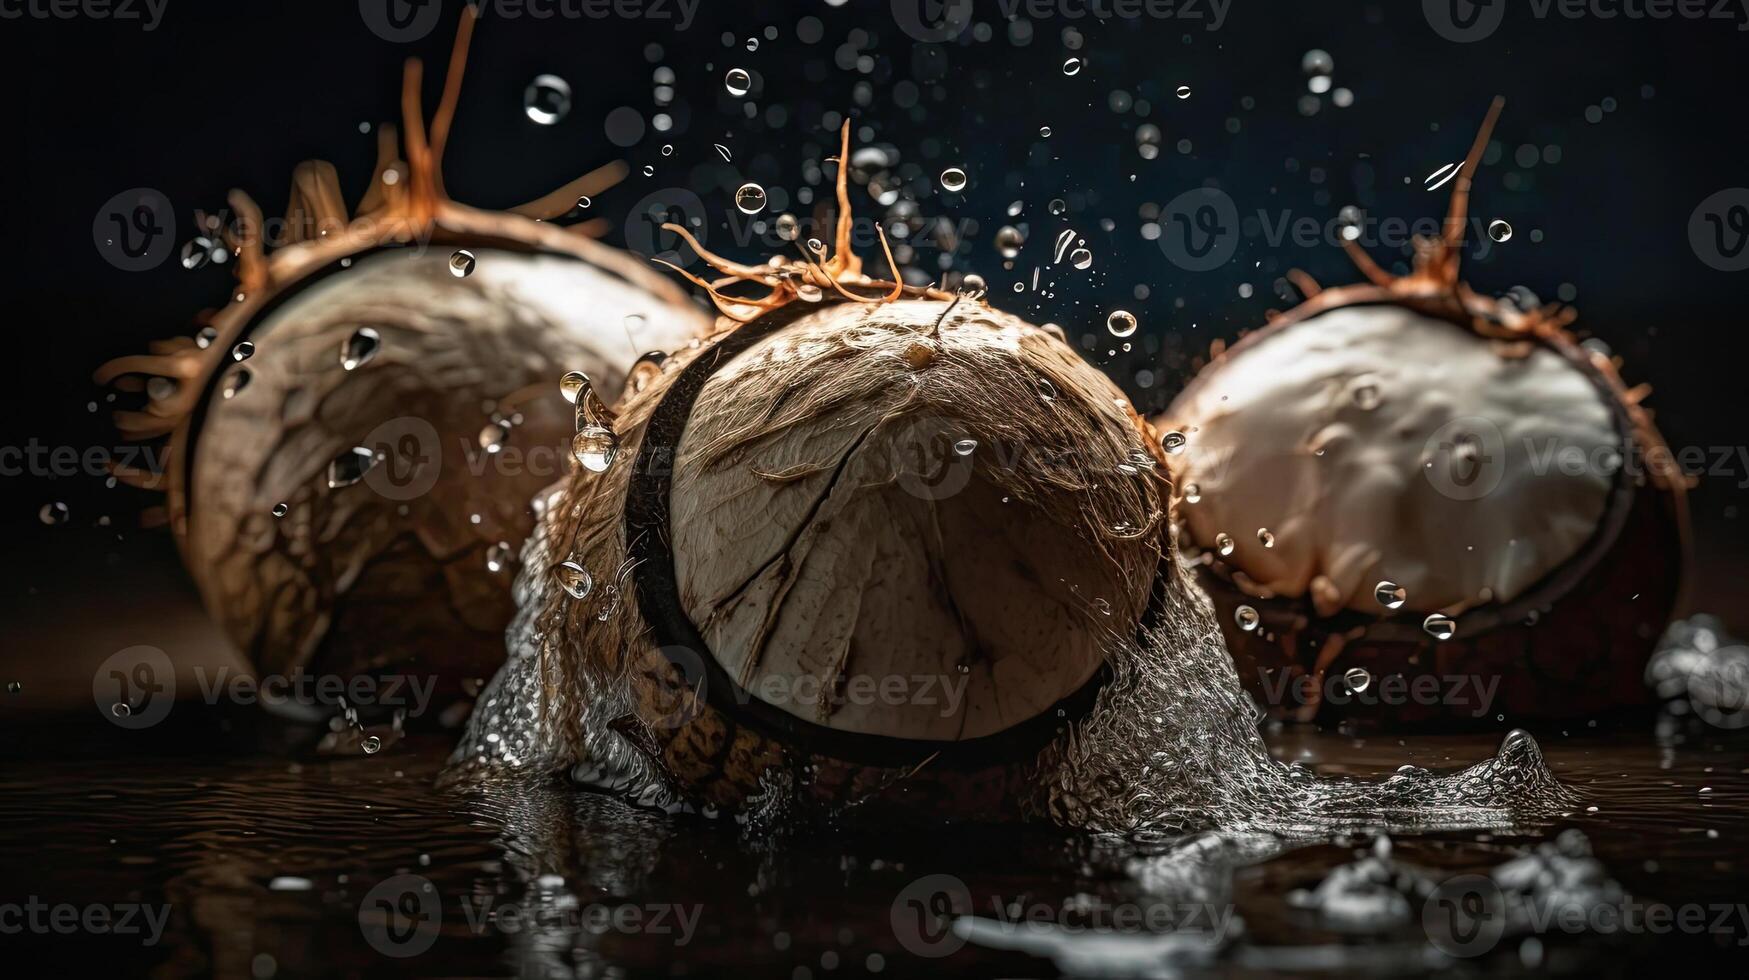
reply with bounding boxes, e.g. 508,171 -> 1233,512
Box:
3,707 -> 1743,977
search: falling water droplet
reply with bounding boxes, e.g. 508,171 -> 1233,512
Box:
1488,219 -> 1513,243
1423,613 -> 1457,641
724,68 -> 752,97
1375,580 -> 1407,609
1175,85 -> 1192,99
486,542 -> 513,574
1352,383 -> 1381,410
775,213 -> 799,241
1183,482 -> 1202,503
559,371 -> 590,404
1062,57 -> 1083,75
1215,532 -> 1235,556
555,560 -> 593,599
572,426 -> 618,473
448,249 -> 476,278
478,422 -> 509,454
230,341 -> 254,362
341,327 -> 381,371
195,326 -> 218,349
1048,198 -> 1067,216
714,143 -> 732,162
1107,310 -> 1137,337
326,447 -> 378,489
1161,430 -> 1187,455
271,502 -> 289,518
995,225 -> 1024,258
180,238 -> 211,270
1069,247 -> 1093,270
111,702 -> 132,719
523,74 -> 573,125
1256,527 -> 1276,549
1235,605 -> 1260,632
953,438 -> 977,456
361,735 -> 382,754
959,273 -> 987,299
1344,666 -> 1373,693
1039,125 -> 1052,138
39,502 -> 69,526
221,368 -> 250,400
734,183 -> 768,214
939,168 -> 968,192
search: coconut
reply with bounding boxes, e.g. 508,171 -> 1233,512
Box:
92,11 -> 708,716
1156,100 -> 1688,726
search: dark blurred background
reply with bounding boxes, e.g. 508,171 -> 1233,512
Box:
5,0 -> 1747,671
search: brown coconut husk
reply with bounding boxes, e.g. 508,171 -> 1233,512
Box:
92,7 -> 709,711
1158,98 -> 1690,726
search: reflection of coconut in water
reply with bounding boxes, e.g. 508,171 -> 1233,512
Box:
94,11 -> 708,715
1157,100 -> 1688,725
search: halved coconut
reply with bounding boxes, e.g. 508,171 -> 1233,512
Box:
1157,101 -> 1687,725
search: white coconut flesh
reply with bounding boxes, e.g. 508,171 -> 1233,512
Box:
1166,304 -> 1621,617
667,302 -> 1158,743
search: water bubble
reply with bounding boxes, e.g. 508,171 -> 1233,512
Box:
111,702 -> 132,719
1161,430 -> 1187,455
326,447 -> 378,489
960,274 -> 987,299
332,328 -> 380,373
939,167 -> 968,192
745,36 -> 759,51
1175,85 -> 1192,99
523,74 -> 573,125
220,368 -> 251,400
1183,482 -> 1202,503
1048,198 -> 1067,216
1107,309 -> 1138,337
1215,532 -> 1236,557
953,438 -> 977,456
660,144 -> 674,157
1488,219 -> 1513,243
1375,580 -> 1407,609
572,426 -> 618,473
995,225 -> 1024,258
806,237 -> 826,257
734,182 -> 768,214
1069,247 -> 1093,270
559,370 -> 590,404
361,735 -> 382,754
775,213 -> 799,241
39,502 -> 69,526
1256,527 -> 1276,548
1039,125 -> 1052,138
1062,57 -> 1083,76
271,502 -> 289,518
724,68 -> 752,97
1235,605 -> 1260,632
448,249 -> 476,278
1343,666 -> 1372,693
1423,613 -> 1457,641
230,341 -> 254,362
555,560 -> 593,599
486,542 -> 513,574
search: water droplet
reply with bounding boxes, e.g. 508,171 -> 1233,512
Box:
572,426 -> 618,473
1175,85 -> 1192,99
796,283 -> 823,302
995,225 -> 1024,258
486,542 -> 513,574
1107,310 -> 1137,337
147,377 -> 176,401
220,368 -> 250,400
775,213 -> 799,241
1062,57 -> 1083,75
1343,666 -> 1372,693
1488,219 -> 1513,243
1069,247 -> 1093,270
1375,580 -> 1407,609
714,144 -> 732,163
660,144 -> 674,157
1038,125 -> 1052,138
1423,613 -> 1457,641
39,502 -> 69,526
478,421 -> 509,454
559,370 -> 590,404
1160,430 -> 1187,455
575,195 -> 592,210
1183,482 -> 1202,503
6,681 -> 20,694
1301,49 -> 1334,75
1235,605 -> 1260,632
271,502 -> 289,518
326,447 -> 378,489
1048,198 -> 1067,216
1352,383 -> 1381,410
111,702 -> 131,718
230,341 -> 254,362
448,249 -> 476,278
1256,527 -> 1275,548
362,735 -> 382,754
953,438 -> 977,456
724,68 -> 752,97
195,326 -> 218,349
959,273 -> 987,299
341,327 -> 381,371
734,182 -> 767,215
523,74 -> 573,125
180,238 -> 211,270
745,36 -> 759,52
1215,532 -> 1235,556
939,167 -> 968,193
806,237 -> 826,257
554,560 -> 593,599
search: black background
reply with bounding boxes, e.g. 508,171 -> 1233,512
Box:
5,0 -> 1747,624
